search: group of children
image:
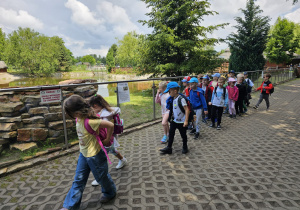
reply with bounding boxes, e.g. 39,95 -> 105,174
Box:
157,71 -> 274,155
60,71 -> 273,209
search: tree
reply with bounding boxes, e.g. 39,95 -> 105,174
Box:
106,44 -> 117,72
80,55 -> 96,66
0,28 -> 6,60
265,17 -> 300,65
116,31 -> 142,68
228,0 -> 270,72
138,0 -> 228,76
4,27 -> 73,75
295,23 -> 300,55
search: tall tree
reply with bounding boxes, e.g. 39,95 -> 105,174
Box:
228,0 -> 270,72
295,23 -> 300,55
265,17 -> 300,65
138,0 -> 227,76
0,28 -> 6,61
106,44 -> 117,72
116,31 -> 142,68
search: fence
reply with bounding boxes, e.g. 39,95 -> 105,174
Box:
0,69 -> 295,163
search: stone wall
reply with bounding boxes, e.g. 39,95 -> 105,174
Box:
0,80 -> 98,154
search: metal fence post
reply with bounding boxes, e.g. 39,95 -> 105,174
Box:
152,80 -> 156,120
116,83 -> 120,108
60,88 -> 69,149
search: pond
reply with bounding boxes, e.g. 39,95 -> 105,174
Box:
0,72 -> 158,97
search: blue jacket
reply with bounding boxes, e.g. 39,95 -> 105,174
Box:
188,88 -> 208,111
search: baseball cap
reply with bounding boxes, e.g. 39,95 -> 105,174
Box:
181,76 -> 191,82
188,77 -> 199,83
202,75 -> 210,80
229,70 -> 235,74
212,73 -> 221,78
244,72 -> 248,75
164,82 -> 180,93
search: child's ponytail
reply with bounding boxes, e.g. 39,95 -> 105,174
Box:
89,94 -> 113,112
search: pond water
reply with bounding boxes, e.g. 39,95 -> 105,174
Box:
0,73 -> 157,97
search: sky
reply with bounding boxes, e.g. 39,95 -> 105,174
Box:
0,0 -> 299,57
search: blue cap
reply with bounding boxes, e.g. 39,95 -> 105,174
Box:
229,70 -> 235,74
212,73 -> 221,78
244,72 -> 248,75
202,75 -> 210,80
188,77 -> 199,83
181,79 -> 187,82
164,82 -> 180,93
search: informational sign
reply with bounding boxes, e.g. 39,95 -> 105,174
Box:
117,82 -> 130,104
40,89 -> 62,103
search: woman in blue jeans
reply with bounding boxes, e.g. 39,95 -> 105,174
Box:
61,95 -> 116,210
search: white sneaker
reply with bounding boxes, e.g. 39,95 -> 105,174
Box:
116,157 -> 127,169
91,179 -> 100,186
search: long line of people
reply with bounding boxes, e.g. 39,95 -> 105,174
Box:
157,71 -> 274,155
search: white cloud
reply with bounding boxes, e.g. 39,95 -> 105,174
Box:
285,8 -> 300,23
60,34 -> 109,57
0,7 -> 43,30
65,0 -> 103,26
97,1 -> 139,34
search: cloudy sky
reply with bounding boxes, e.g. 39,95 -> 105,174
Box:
0,0 -> 299,57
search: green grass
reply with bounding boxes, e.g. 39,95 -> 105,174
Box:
104,93 -> 161,128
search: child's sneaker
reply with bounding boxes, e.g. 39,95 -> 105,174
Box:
253,105 -> 258,109
189,129 -> 196,135
187,124 -> 193,130
91,180 -> 99,186
228,114 -> 232,118
217,125 -> 221,130
209,123 -> 215,128
161,135 -> 168,144
160,146 -> 172,154
202,119 -> 207,124
182,147 -> 189,154
194,133 -> 199,139
233,115 -> 236,119
116,157 -> 127,169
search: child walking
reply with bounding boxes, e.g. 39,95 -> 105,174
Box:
88,94 -> 127,186
199,75 -> 214,123
60,95 -> 116,210
253,73 -> 273,111
235,74 -> 247,116
244,72 -> 254,106
160,82 -> 190,154
188,77 -> 208,139
226,78 -> 239,118
155,82 -> 170,143
210,77 -> 228,130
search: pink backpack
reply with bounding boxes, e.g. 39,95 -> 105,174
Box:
76,116 -> 114,164
113,113 -> 123,135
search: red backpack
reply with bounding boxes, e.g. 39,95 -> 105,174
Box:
113,113 -> 123,135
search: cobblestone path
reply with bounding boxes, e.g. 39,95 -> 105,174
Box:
0,79 -> 300,210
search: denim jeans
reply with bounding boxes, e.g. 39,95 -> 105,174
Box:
63,150 -> 116,210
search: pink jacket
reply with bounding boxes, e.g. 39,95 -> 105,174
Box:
226,86 -> 239,101
155,92 -> 161,105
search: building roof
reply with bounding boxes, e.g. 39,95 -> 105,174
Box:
0,61 -> 8,69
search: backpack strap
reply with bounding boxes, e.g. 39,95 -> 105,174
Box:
177,95 -> 186,114
214,87 -> 226,99
83,119 -> 112,164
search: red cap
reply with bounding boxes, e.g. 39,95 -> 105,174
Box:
183,76 -> 191,81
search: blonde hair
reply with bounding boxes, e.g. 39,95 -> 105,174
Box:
159,81 -> 168,90
237,73 -> 244,78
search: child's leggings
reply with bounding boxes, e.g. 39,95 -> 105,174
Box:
228,99 -> 236,115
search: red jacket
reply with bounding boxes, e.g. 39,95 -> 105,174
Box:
199,83 -> 214,102
257,81 -> 273,94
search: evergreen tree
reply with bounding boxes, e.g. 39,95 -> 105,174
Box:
228,0 -> 270,72
138,0 -> 227,76
265,17 -> 300,65
0,28 -> 6,61
106,44 -> 117,72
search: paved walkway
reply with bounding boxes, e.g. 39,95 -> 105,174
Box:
0,79 -> 300,210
